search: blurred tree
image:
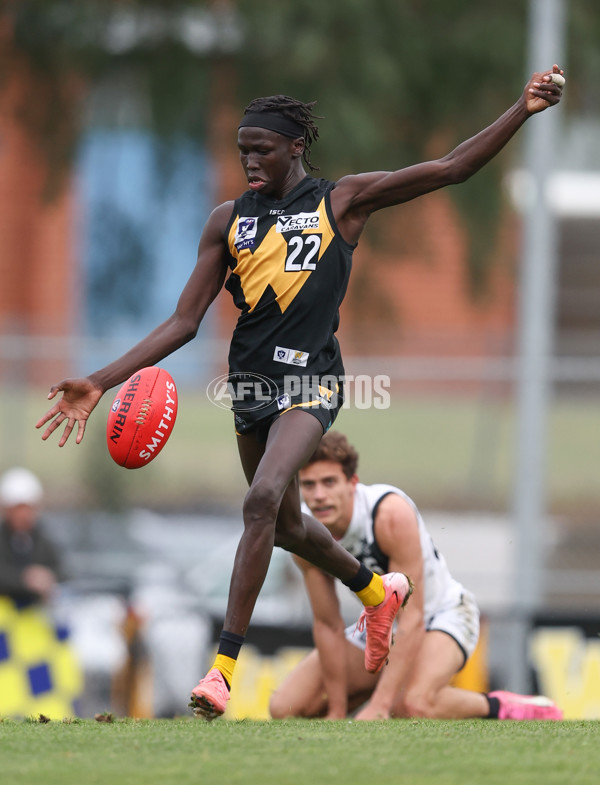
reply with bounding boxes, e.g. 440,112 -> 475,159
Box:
236,0 -> 571,293
2,0 -> 599,291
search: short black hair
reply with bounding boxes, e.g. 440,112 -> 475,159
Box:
242,95 -> 321,171
304,431 -> 359,479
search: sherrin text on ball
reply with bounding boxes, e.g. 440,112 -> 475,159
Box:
107,367 -> 178,469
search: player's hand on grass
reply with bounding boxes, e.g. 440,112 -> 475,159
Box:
36,377 -> 104,446
524,64 -> 565,114
324,709 -> 348,720
354,702 -> 391,721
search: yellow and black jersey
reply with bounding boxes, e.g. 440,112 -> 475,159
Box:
224,176 -> 354,406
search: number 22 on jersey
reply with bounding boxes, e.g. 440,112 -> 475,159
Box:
284,234 -> 322,272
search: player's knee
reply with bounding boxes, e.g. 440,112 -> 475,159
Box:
269,689 -> 295,719
243,480 -> 280,526
403,689 -> 437,719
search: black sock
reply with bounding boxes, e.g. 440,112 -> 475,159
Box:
342,564 -> 373,592
218,630 -> 245,660
485,694 -> 500,719
214,631 -> 245,691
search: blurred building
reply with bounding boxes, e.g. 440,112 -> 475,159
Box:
0,45 -> 76,384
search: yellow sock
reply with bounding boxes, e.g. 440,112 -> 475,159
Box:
356,572 -> 385,607
213,654 -> 236,688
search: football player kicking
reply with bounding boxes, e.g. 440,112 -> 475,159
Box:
37,66 -> 563,720
270,431 -> 563,721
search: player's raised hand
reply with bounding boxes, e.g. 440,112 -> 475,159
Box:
525,64 -> 565,114
36,377 -> 104,446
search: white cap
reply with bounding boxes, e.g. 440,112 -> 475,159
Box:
0,468 -> 44,507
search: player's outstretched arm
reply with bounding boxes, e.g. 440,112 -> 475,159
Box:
295,556 -> 350,719
332,65 -> 565,243
36,202 -> 232,446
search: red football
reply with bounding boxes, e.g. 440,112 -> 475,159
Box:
106,367 -> 178,469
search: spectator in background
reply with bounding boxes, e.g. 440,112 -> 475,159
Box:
0,467 -> 63,604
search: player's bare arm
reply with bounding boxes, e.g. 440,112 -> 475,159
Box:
355,494 -> 426,720
36,201 -> 233,447
331,66 -> 565,244
293,554 -> 349,718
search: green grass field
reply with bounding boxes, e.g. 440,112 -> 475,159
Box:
1,717 -> 598,785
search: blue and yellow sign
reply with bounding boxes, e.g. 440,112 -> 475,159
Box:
0,597 -> 83,719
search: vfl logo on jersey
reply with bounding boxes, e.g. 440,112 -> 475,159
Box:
234,217 -> 258,250
276,212 -> 320,233
273,346 -> 309,367
277,393 -> 291,410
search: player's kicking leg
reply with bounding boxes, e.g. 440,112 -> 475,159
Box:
356,572 -> 413,673
190,411 -> 411,719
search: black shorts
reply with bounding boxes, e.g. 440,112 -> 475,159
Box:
233,378 -> 343,443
